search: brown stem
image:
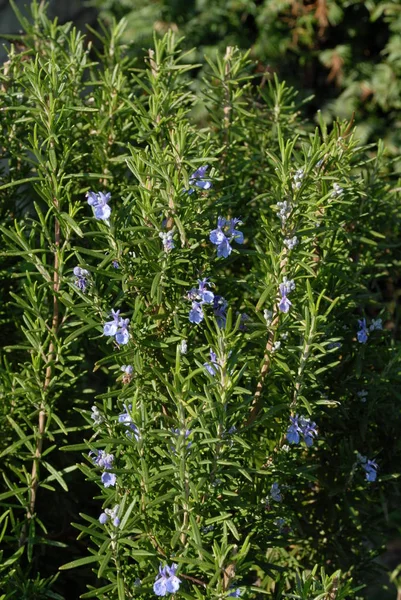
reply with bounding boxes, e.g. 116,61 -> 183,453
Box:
27,213 -> 60,522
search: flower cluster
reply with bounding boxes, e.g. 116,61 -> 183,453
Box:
187,165 -> 212,194
172,428 -> 192,451
357,453 -> 378,482
276,200 -> 292,225
210,217 -> 244,258
284,236 -> 298,250
357,317 -> 383,344
188,278 -> 214,324
159,230 -> 174,253
73,266 -> 89,292
278,277 -> 295,314
86,191 -> 111,223
99,504 -> 120,527
90,450 -> 116,487
103,309 -> 130,345
287,415 -> 317,447
292,168 -> 304,190
153,564 -> 181,596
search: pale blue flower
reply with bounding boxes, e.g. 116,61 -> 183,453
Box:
187,165 -> 212,194
73,266 -> 89,292
103,310 -> 120,337
357,318 -> 369,344
358,453 -> 378,482
210,217 -> 244,258
270,482 -> 282,502
189,301 -> 204,324
154,564 -> 181,596
228,589 -> 241,598
213,295 -> 228,328
90,405 -> 103,425
276,200 -> 291,224
278,294 -> 292,314
101,472 -> 116,487
159,231 -> 174,252
331,183 -> 343,197
121,365 -> 133,375
287,415 -> 301,444
284,236 -> 298,250
99,512 -> 108,525
370,318 -> 383,331
112,260 -> 119,269
118,404 -> 140,440
99,504 -> 120,526
116,318 -> 130,345
86,191 -> 111,222
204,349 -> 218,376
90,450 -> 114,470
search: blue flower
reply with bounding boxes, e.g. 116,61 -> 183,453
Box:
204,349 -> 218,376
73,266 -> 89,292
159,231 -> 175,253
213,295 -> 228,328
299,416 -> 318,447
187,165 -> 212,194
228,588 -> 241,598
357,318 -> 369,344
90,450 -> 114,470
278,277 -> 295,314
90,405 -> 103,426
99,512 -> 108,525
210,217 -> 244,258
118,404 -> 140,440
121,365 -> 133,375
103,310 -> 120,337
86,191 -> 111,223
99,504 -> 120,526
358,453 -> 378,482
287,415 -> 317,447
187,279 -> 215,323
112,260 -> 119,269
370,318 -> 382,331
116,318 -> 130,345
286,415 -> 301,444
154,564 -> 181,596
103,310 -> 130,345
101,472 -> 116,487
189,301 -> 204,324
270,482 -> 282,502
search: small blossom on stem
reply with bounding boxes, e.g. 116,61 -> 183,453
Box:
204,349 -> 219,376
357,318 -> 369,344
101,472 -> 116,487
357,453 -> 378,482
153,564 -> 181,596
270,482 -> 282,502
370,318 -> 383,331
179,339 -> 188,354
73,266 -> 89,292
118,403 -> 140,440
90,405 -> 103,426
187,165 -> 212,194
159,230 -> 174,253
99,504 -> 120,527
332,183 -> 343,198
86,191 -> 111,223
210,217 -> 244,258
284,236 -> 298,250
276,200 -> 292,225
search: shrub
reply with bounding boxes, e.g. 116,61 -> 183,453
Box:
0,2 -> 400,598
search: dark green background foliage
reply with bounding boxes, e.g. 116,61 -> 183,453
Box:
90,0 -> 401,163
0,2 -> 401,600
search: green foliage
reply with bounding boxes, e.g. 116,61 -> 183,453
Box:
91,0 -> 401,165
0,2 -> 400,599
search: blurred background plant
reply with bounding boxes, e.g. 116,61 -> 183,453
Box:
89,0 -> 401,166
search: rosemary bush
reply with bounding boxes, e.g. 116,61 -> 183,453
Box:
0,2 -> 400,599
